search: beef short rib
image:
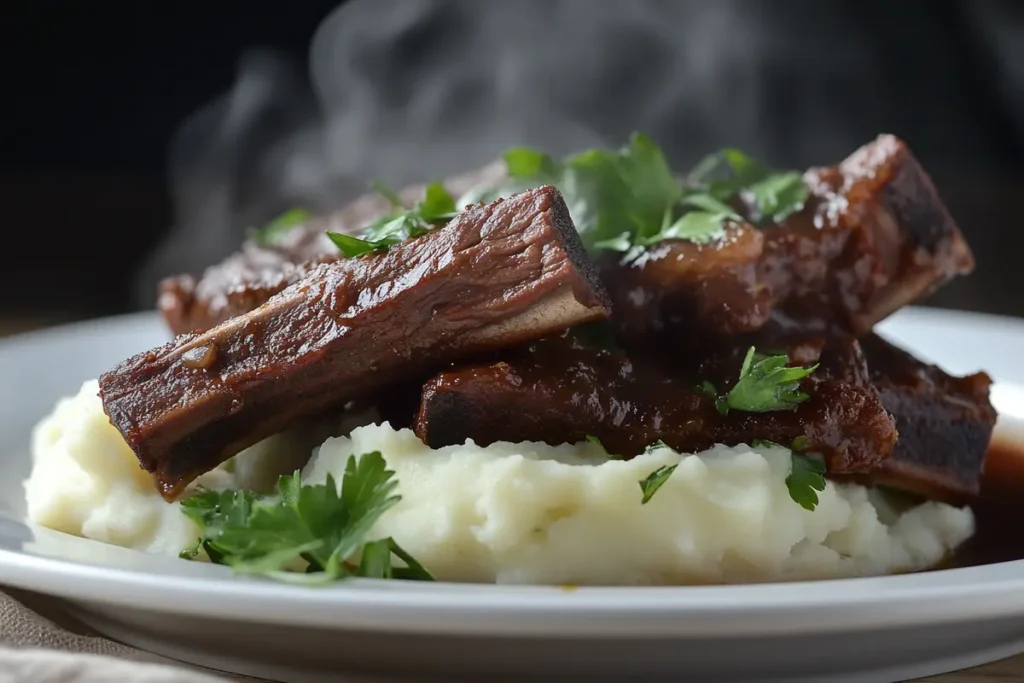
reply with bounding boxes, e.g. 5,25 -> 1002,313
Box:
101,186 -> 609,500
604,134 -> 975,340
415,335 -> 897,475
160,162 -> 507,335
859,333 -> 996,502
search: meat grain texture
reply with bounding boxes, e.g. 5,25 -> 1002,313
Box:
101,186 -> 609,499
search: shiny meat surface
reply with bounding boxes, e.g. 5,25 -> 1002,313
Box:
604,134 -> 975,340
101,186 -> 610,500
159,162 -> 508,334
415,335 -> 897,474
859,333 -> 997,502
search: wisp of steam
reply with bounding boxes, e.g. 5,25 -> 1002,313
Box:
135,0 -> 996,307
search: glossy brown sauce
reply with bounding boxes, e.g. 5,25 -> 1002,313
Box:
945,436 -> 1024,568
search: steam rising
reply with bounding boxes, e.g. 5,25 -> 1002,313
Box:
135,0 -> 888,304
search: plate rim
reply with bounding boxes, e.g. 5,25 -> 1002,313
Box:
2,306 -> 1024,639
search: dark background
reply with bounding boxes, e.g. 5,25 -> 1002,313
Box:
3,0 -> 1023,328
3,3 -> 340,325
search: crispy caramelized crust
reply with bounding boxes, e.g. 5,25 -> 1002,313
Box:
159,163 -> 507,334
604,134 -> 975,339
102,186 -> 608,500
858,333 -> 996,502
415,336 -> 897,475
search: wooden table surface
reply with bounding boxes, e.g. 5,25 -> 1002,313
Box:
2,318 -> 1021,682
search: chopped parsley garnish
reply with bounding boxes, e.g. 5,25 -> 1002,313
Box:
688,148 -> 809,224
328,136 -> 807,257
638,464 -> 677,504
644,439 -> 670,454
326,182 -> 460,258
786,452 -> 827,512
499,133 -> 684,251
178,452 -> 433,585
249,207 -> 313,246
484,134 -> 806,254
585,434 -> 625,460
791,434 -> 811,452
751,436 -> 828,511
704,347 -> 818,416
639,435 -> 827,511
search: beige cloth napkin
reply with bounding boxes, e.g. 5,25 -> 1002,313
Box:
0,589 -> 254,682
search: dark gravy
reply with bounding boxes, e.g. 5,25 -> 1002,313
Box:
945,436 -> 1024,568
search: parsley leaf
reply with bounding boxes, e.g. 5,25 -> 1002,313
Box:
720,347 -> 818,414
747,172 -> 808,223
639,435 -> 827,510
653,210 -> 730,245
639,464 -> 677,504
326,232 -> 387,258
249,207 -> 313,246
644,440 -> 670,454
501,133 -> 682,251
787,453 -> 827,512
327,182 -> 460,259
750,436 -> 827,511
584,434 -> 626,461
503,148 -> 559,177
696,380 -> 718,397
689,148 -> 808,223
178,452 -> 433,584
501,135 -> 809,254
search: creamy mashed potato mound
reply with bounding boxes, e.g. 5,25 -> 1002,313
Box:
26,380 -> 976,584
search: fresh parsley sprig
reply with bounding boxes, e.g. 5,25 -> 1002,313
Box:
752,437 -> 828,511
249,207 -> 313,247
700,347 -> 818,416
492,134 -> 809,254
178,452 -> 433,585
326,182 -> 460,258
638,464 -> 676,504
498,133 -> 685,251
638,436 -> 827,511
688,148 -> 809,224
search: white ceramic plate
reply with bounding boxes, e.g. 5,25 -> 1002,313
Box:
0,308 -> 1023,683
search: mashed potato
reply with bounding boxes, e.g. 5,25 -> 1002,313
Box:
24,380 -> 308,556
25,379 -> 976,585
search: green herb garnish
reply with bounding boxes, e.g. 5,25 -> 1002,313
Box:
639,464 -> 677,504
640,436 -> 826,510
644,440 -> 670,454
791,434 -> 811,452
786,452 -> 827,512
637,441 -> 678,503
751,437 -> 827,511
688,148 -> 808,224
178,452 -> 433,585
496,134 -> 807,254
501,133 -> 684,251
326,182 -> 460,258
716,347 -> 818,415
585,434 -> 626,460
249,207 -> 313,246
